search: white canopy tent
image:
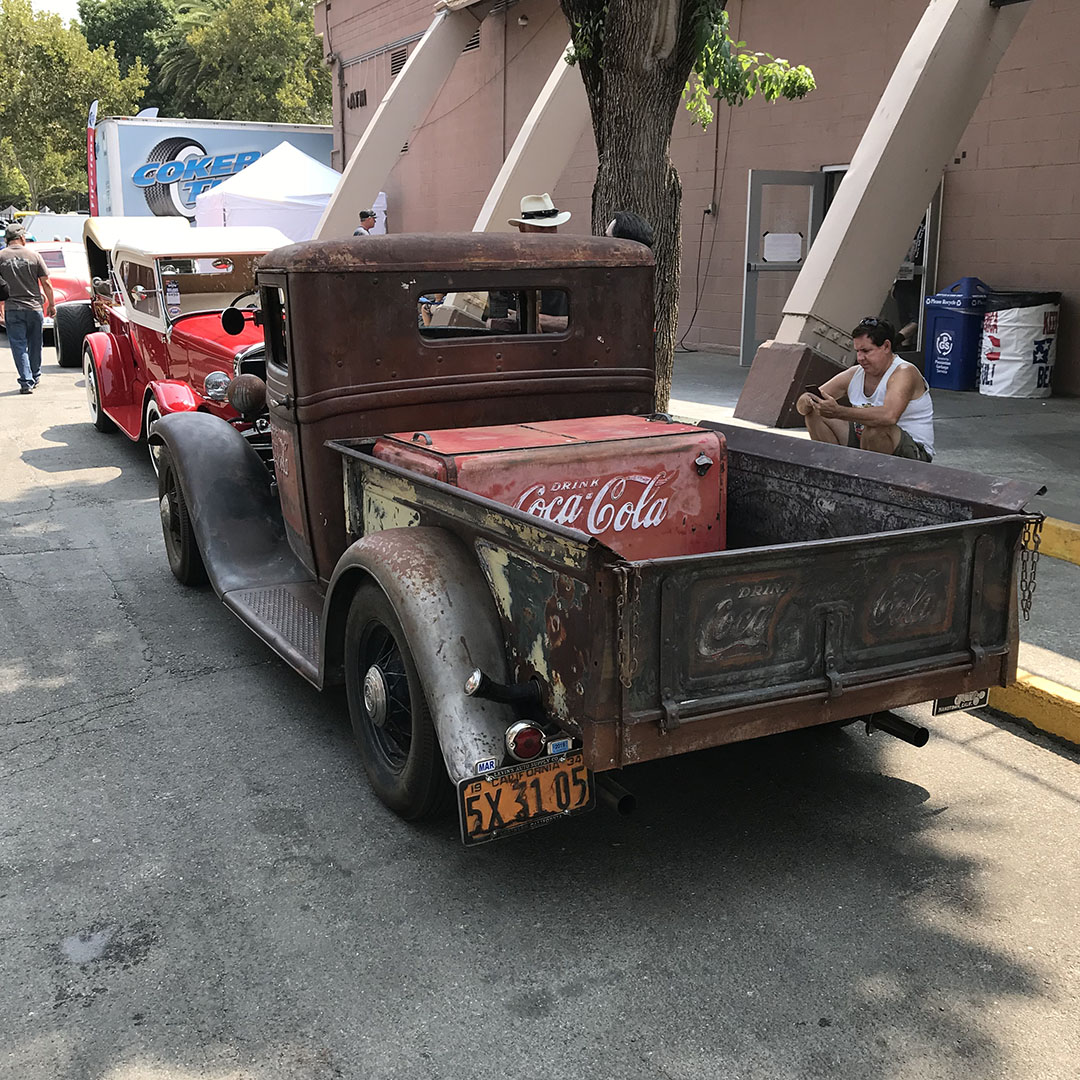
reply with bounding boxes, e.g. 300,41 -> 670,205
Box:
194,141 -> 386,241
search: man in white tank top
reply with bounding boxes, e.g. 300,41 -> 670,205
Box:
796,317 -> 935,461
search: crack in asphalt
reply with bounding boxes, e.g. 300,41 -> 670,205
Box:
7,488 -> 57,516
0,547 -> 98,557
0,657 -> 277,745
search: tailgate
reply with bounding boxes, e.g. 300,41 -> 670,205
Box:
633,515 -> 1029,726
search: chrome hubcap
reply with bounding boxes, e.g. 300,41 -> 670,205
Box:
158,493 -> 174,534
363,665 -> 389,728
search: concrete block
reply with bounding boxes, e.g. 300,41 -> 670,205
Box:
733,340 -> 847,429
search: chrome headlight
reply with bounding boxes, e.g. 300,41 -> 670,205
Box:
204,371 -> 231,402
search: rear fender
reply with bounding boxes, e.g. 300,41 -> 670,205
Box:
150,411 -> 308,597
325,527 -> 516,785
85,330 -> 137,419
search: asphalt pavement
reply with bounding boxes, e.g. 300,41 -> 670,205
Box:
1,340 -> 1079,1080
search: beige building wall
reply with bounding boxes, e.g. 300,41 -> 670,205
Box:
318,0 -> 1080,393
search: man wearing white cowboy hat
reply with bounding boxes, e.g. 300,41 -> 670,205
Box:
502,194 -> 571,331
507,193 -> 572,231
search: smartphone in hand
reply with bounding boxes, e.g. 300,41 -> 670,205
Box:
805,384 -> 825,399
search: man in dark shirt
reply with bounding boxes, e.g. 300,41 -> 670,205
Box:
0,223 -> 55,394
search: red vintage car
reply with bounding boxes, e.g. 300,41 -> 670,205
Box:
81,226 -> 290,472
0,241 -> 91,333
33,242 -> 93,330
54,215 -> 195,368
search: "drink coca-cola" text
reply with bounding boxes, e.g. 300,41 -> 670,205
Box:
513,472 -> 673,534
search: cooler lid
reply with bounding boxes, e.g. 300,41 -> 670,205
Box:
379,423 -> 578,455
526,415 -> 705,441
380,415 -> 705,456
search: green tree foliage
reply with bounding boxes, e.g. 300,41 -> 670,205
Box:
78,0 -> 178,112
684,9 -> 815,126
0,140 -> 32,208
154,0 -> 226,117
0,0 -> 147,208
159,0 -> 330,123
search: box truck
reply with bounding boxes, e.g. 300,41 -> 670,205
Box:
87,111 -> 334,220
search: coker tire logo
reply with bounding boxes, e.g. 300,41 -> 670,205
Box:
142,136 -> 207,219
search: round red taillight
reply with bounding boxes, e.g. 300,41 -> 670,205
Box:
505,722 -> 545,762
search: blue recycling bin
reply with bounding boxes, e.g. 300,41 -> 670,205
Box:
924,277 -> 994,391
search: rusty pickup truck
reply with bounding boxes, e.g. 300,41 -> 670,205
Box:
150,233 -> 1041,845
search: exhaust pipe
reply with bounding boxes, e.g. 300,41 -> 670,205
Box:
463,668 -> 543,709
867,712 -> 929,747
595,773 -> 636,815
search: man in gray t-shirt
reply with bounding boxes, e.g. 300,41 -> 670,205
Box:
0,222 -> 54,393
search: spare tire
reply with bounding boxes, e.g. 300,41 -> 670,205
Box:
54,302 -> 96,368
142,136 -> 207,219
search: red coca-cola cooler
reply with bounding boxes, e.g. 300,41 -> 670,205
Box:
372,415 -> 727,560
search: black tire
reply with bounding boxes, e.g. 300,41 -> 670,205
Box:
54,303 -> 96,368
344,584 -> 451,820
142,136 -> 207,218
83,345 -> 116,433
157,448 -> 207,586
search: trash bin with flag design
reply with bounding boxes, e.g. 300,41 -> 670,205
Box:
978,291 -> 1061,399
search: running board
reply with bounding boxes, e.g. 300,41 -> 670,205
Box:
223,581 -> 325,687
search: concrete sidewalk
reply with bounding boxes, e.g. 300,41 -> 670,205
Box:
670,348 -> 1080,746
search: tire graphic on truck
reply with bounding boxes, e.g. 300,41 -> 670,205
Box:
142,136 -> 207,218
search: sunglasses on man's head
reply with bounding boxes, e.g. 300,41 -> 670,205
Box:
858,316 -> 880,327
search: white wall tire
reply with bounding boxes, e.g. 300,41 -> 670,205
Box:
145,398 -> 163,474
84,347 -> 116,434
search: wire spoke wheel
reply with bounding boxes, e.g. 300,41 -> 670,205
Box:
361,625 -> 413,772
157,448 -> 207,586
344,583 -> 451,821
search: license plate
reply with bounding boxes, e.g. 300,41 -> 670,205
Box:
458,750 -> 594,846
932,688 -> 989,715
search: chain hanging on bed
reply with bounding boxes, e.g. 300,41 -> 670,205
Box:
1019,517 -> 1043,622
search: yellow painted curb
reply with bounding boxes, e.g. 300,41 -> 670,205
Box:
1039,517 -> 1080,566
989,668 -> 1080,747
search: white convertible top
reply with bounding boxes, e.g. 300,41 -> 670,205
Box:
112,225 -> 291,262
83,214 -> 192,256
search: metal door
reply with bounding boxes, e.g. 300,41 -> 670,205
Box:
260,274 -> 317,577
740,170 -> 826,366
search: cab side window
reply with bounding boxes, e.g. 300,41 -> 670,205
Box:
263,285 -> 289,372
120,260 -> 161,320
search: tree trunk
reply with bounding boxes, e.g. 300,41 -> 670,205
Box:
561,0 -> 723,410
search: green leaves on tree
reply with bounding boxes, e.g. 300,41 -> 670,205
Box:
0,0 -> 147,208
685,10 -> 815,127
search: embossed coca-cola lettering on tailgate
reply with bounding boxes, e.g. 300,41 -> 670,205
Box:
372,415 -> 726,560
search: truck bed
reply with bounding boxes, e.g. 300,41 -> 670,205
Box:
333,423 -> 1040,772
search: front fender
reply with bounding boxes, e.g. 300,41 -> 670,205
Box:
149,379 -> 199,416
151,411 -> 308,597
84,330 -> 136,415
325,527 -> 516,785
